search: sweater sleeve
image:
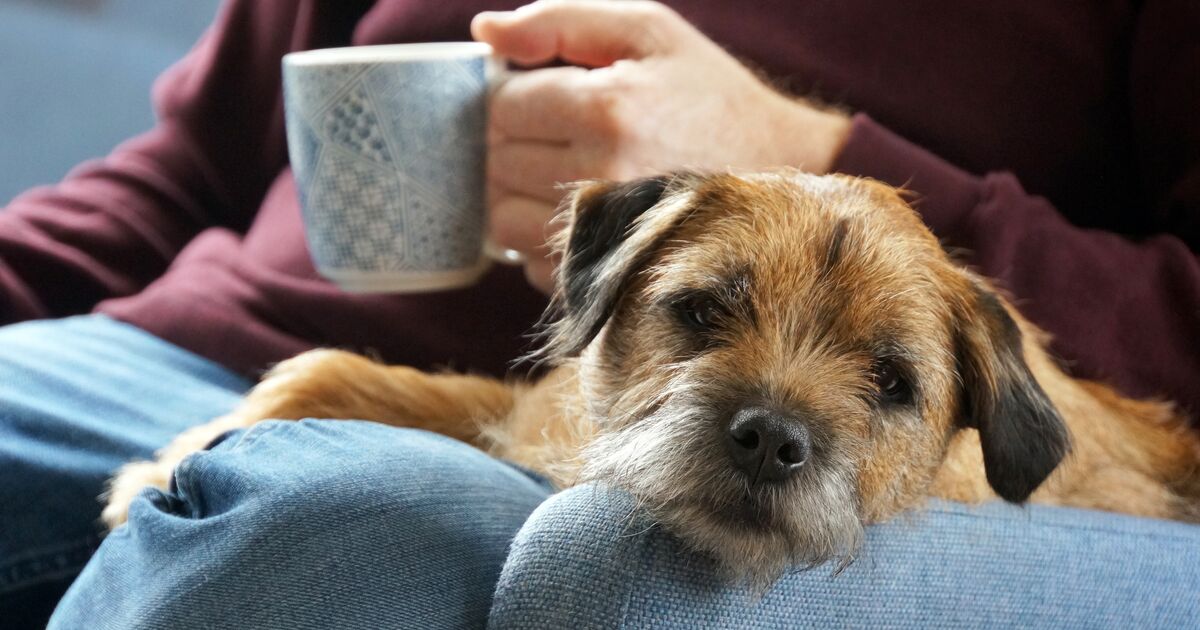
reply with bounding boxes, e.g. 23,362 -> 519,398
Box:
832,111 -> 1200,424
835,0 -> 1200,421
0,0 -> 346,322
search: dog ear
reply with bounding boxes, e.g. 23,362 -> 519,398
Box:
955,281 -> 1070,503
541,174 -> 693,358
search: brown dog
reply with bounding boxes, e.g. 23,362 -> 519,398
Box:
103,170 -> 1200,585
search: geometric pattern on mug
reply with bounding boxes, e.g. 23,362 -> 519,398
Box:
304,147 -> 408,272
367,60 -> 487,211
283,106 -> 322,211
283,55 -> 488,274
404,182 -> 485,270
284,62 -> 370,123
318,84 -> 395,165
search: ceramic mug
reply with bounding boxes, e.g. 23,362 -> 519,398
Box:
283,42 -> 518,293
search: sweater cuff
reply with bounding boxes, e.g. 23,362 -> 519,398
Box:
831,113 -> 985,240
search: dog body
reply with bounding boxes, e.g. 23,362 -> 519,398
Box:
104,171 -> 1199,584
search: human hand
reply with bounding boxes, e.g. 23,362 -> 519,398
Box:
473,0 -> 851,294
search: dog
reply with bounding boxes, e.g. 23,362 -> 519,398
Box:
103,170 -> 1200,586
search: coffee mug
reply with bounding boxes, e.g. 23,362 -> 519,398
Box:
282,42 -> 518,293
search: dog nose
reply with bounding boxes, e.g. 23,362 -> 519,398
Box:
726,407 -> 811,485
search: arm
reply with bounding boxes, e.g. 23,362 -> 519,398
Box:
832,115 -> 1200,419
829,0 -> 1200,416
0,0 -> 348,323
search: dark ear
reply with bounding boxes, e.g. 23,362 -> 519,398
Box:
956,282 -> 1070,503
541,174 -> 690,358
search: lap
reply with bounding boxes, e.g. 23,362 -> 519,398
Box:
51,420 -> 554,630
28,322 -> 1195,627
492,485 -> 1200,628
0,315 -> 251,623
44,404 -> 1200,629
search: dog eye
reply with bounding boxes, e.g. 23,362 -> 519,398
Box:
873,360 -> 911,403
676,294 -> 723,331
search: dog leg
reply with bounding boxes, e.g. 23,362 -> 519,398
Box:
101,349 -> 515,529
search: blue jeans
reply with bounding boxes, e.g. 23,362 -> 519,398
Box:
0,315 -> 252,627
1,316 -> 1197,628
52,421 -> 553,629
492,488 -> 1200,628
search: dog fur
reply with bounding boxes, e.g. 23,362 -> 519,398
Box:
103,170 -> 1200,585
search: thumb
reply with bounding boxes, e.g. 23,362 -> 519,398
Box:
472,1 -> 679,67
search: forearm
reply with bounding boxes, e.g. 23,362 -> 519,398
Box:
759,92 -> 851,175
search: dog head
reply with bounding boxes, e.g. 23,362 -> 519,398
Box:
542,171 -> 1069,584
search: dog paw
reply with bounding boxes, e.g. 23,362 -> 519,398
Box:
101,460 -> 173,530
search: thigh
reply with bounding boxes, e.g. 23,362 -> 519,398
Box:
50,420 -> 554,630
491,485 -> 1200,628
0,315 -> 251,624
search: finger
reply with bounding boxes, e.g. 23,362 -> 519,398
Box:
488,140 -> 590,202
488,192 -> 559,255
524,255 -> 558,296
472,1 -> 680,67
490,66 -> 596,141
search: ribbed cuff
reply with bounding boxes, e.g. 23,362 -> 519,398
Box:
831,113 -> 985,240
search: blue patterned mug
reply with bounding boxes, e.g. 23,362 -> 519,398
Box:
283,43 -> 513,293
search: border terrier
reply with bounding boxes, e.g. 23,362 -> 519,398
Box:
103,170 -> 1200,585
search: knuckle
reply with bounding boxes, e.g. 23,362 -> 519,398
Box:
487,142 -> 514,171
587,142 -> 641,183
488,94 -> 518,134
629,2 -> 686,42
488,202 -> 531,249
489,78 -> 548,135
597,160 -> 637,183
489,221 -> 522,251
524,260 -> 556,294
586,86 -> 631,137
488,194 -> 519,218
636,1 -> 677,21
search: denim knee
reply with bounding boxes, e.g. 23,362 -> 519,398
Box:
492,484 -> 1200,629
147,419 -> 552,527
52,420 -> 553,630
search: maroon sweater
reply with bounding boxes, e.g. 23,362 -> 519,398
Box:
2,1 -> 1197,422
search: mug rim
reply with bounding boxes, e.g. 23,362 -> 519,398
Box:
284,42 -> 493,66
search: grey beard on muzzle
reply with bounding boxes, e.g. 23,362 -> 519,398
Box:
578,375 -> 865,587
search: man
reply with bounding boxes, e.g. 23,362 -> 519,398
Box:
0,1 -> 1195,627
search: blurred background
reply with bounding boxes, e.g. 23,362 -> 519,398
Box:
0,0 -> 221,203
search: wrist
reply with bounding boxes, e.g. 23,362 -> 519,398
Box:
768,94 -> 851,175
